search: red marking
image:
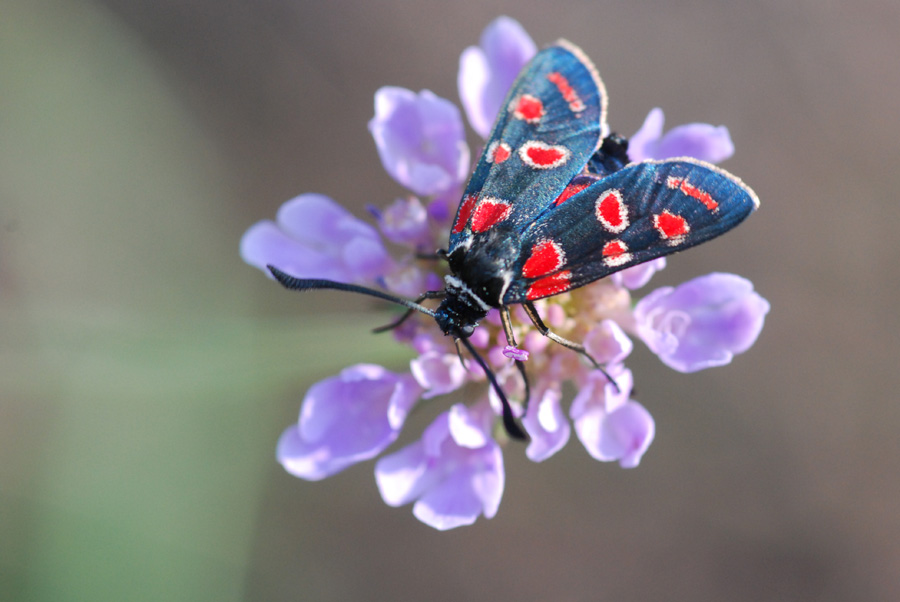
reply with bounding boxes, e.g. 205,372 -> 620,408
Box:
452,194 -> 477,234
602,240 -> 632,267
554,180 -> 592,206
487,141 -> 511,164
654,210 -> 690,244
595,189 -> 629,233
519,141 -> 570,169
513,94 -> 544,123
522,239 -> 565,278
471,198 -> 512,233
526,271 -> 572,300
667,176 -> 719,211
547,71 -> 586,113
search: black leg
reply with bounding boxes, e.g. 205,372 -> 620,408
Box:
500,306 -> 531,409
522,301 -> 620,392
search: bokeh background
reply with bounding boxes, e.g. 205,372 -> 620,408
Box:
3,1 -> 899,600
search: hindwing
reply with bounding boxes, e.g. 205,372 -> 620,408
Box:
502,158 -> 759,303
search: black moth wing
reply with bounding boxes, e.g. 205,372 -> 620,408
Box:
502,158 -> 760,304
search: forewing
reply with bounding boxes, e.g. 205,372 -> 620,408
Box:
449,41 -> 607,252
503,158 -> 760,303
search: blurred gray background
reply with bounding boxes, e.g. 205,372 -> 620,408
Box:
2,1 -> 899,600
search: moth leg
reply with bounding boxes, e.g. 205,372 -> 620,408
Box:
372,290 -> 446,333
453,338 -> 468,370
522,301 -> 620,392
500,306 -> 531,410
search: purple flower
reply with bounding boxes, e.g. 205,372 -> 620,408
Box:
371,196 -> 431,248
610,258 -> 667,290
523,387 -> 570,462
410,351 -> 469,398
240,193 -> 392,283
583,319 -> 633,365
634,272 -> 770,373
570,369 -> 654,468
375,404 -> 504,530
628,107 -> 735,163
243,17 -> 768,530
369,87 -> 470,197
277,365 -> 421,480
458,16 -> 537,138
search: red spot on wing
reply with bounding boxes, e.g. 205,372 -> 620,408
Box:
602,240 -> 632,267
667,176 -> 719,211
554,180 -> 592,206
654,210 -> 690,244
487,141 -> 511,163
546,71 -> 586,113
526,271 -> 572,300
522,239 -> 566,278
513,94 -> 544,123
519,141 -> 571,169
471,198 -> 512,233
595,189 -> 629,233
452,194 -> 477,234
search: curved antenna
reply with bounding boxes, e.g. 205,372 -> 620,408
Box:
457,336 -> 528,441
267,265 -> 436,318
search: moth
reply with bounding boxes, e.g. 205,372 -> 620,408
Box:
268,40 -> 759,439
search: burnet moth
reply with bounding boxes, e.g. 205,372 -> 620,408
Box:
267,40 -> 759,440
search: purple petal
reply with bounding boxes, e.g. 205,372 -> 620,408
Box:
458,16 -> 536,138
523,388 -> 571,462
596,401 -> 655,468
240,194 -> 391,283
610,258 -> 667,289
375,406 -> 505,530
628,107 -> 735,164
375,197 -> 431,247
583,319 -> 633,365
634,273 -> 770,373
628,107 -> 665,162
410,351 -> 469,398
369,87 -> 470,196
381,263 -> 430,299
569,369 -> 653,467
374,439 -> 435,507
570,367 -> 634,419
277,365 -> 421,481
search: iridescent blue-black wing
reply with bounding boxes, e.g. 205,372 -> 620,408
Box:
502,158 -> 760,303
448,41 -> 607,252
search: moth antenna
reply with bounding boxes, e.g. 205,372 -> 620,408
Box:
267,266 -> 437,319
371,290 -> 446,334
457,336 -> 528,441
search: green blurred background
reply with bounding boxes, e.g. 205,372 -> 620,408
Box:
3,1 -> 899,600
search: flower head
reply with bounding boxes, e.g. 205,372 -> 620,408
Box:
243,16 -> 768,529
